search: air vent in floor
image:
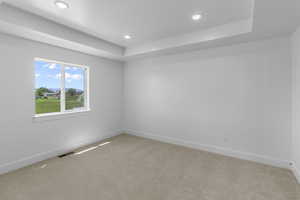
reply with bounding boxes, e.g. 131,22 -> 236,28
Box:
58,152 -> 75,158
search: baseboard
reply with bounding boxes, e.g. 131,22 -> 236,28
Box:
0,129 -> 122,175
1,128 -> 293,178
291,164 -> 300,184
125,129 -> 291,169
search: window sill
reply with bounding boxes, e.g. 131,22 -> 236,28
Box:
33,109 -> 91,122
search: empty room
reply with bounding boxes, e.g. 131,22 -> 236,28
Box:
0,0 -> 300,199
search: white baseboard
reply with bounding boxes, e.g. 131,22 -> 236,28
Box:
291,164 -> 300,184
125,129 -> 291,169
1,128 -> 295,181
0,130 -> 122,175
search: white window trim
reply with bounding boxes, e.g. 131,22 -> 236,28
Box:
33,58 -> 90,118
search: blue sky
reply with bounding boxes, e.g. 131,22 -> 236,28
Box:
35,60 -> 84,90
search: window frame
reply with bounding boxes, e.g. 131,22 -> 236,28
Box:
34,58 -> 90,118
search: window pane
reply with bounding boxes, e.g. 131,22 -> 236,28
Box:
35,60 -> 61,114
65,66 -> 85,110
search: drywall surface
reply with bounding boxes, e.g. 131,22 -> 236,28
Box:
0,33 -> 123,173
124,37 -> 292,167
292,27 -> 300,181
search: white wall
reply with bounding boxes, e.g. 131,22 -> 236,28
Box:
292,27 -> 300,181
0,33 -> 123,174
124,37 -> 292,168
0,32 -> 295,175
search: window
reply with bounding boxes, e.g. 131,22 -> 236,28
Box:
34,58 -> 89,117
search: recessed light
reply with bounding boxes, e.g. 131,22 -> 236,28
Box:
192,14 -> 202,21
54,1 -> 69,9
124,35 -> 132,40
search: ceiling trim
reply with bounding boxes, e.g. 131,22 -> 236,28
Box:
0,3 -> 125,60
125,18 -> 253,57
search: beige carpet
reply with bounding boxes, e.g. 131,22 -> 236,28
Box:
0,134 -> 299,200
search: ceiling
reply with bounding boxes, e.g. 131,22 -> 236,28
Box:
7,0 -> 253,47
0,0 -> 300,60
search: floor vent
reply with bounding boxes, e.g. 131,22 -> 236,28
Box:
58,152 -> 75,158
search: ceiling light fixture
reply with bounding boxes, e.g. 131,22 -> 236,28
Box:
54,1 -> 69,9
192,14 -> 202,21
124,35 -> 132,40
